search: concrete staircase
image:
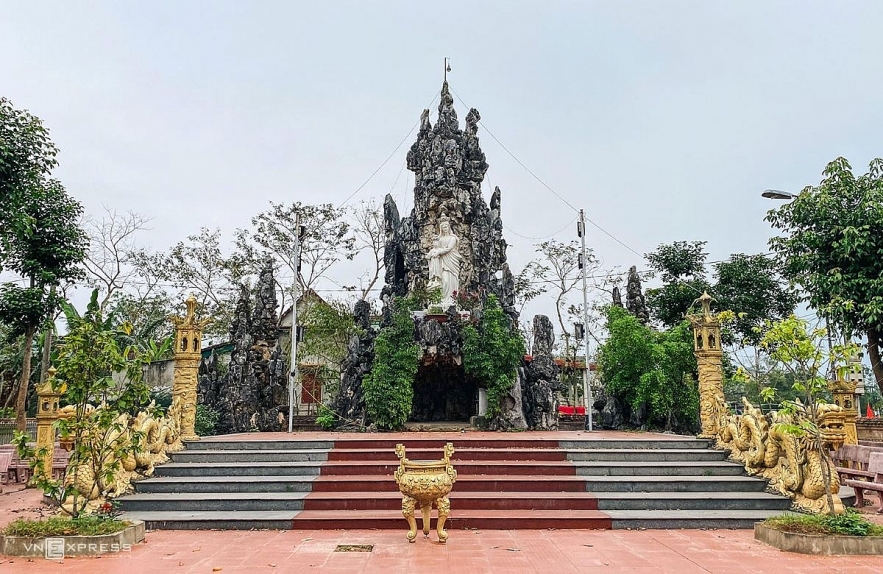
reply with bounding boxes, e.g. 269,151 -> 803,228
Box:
118,434 -> 791,530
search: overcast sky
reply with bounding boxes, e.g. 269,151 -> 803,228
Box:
3,1 -> 883,330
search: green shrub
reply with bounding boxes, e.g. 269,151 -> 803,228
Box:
3,516 -> 129,537
315,404 -> 336,430
462,295 -> 525,418
597,306 -> 698,432
363,296 -> 420,430
148,387 -> 172,410
194,404 -> 220,436
764,511 -> 883,536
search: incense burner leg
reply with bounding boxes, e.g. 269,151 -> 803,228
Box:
402,495 -> 418,542
436,496 -> 450,543
421,503 -> 432,537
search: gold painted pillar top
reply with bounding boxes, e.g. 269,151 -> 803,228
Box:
687,292 -> 722,356
828,378 -> 859,445
171,295 -> 211,359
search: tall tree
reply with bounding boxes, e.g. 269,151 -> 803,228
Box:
527,239 -> 598,338
235,202 -> 356,299
134,227 -> 240,338
644,241 -> 711,328
0,98 -> 59,249
82,207 -> 152,310
0,179 -> 87,430
766,156 -> 883,394
349,200 -> 385,300
713,253 -> 798,346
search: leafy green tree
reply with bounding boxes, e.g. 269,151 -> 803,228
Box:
0,323 -> 40,410
462,295 -> 525,418
766,156 -> 883,395
297,294 -> 357,403
644,241 -> 711,329
0,179 -> 88,430
0,97 -> 59,247
362,296 -> 419,430
597,306 -> 698,431
645,242 -> 797,343
15,290 -> 151,517
713,253 -> 798,346
754,314 -> 859,514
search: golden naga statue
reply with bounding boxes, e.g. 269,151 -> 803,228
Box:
717,397 -> 847,513
394,442 -> 457,543
56,403 -> 183,514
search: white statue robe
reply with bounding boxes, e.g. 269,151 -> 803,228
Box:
429,234 -> 460,306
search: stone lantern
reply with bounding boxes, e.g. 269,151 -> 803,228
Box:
35,367 -> 62,478
686,292 -> 727,439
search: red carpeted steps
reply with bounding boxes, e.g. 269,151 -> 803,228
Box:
295,437 -> 610,530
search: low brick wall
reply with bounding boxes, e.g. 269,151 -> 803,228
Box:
856,417 -> 883,443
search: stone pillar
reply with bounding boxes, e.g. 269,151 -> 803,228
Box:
828,379 -> 859,445
477,388 -> 488,416
171,296 -> 209,441
687,293 -> 726,439
35,367 -> 61,479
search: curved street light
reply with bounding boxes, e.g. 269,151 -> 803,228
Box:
761,189 -> 798,200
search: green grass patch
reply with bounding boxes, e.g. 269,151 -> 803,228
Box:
764,511 -> 883,537
2,515 -> 130,537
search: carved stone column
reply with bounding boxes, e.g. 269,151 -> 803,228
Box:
828,379 -> 859,445
35,367 -> 61,479
171,296 -> 210,441
687,293 -> 726,439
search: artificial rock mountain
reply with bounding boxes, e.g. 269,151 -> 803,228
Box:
336,81 -> 559,430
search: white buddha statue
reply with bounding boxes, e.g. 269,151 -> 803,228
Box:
427,216 -> 460,308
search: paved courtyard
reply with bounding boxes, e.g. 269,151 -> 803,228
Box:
2,483 -> 882,573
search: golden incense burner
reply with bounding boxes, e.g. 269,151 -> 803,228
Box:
394,442 -> 457,543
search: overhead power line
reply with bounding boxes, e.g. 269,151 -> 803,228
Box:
336,91 -> 439,209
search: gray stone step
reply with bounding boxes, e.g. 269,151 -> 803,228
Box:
183,439 -> 334,451
567,449 -> 727,462
169,449 -> 330,463
583,475 -> 768,493
574,461 -> 744,476
153,462 -> 322,477
607,509 -> 786,529
560,439 -> 712,450
118,492 -> 308,512
119,510 -> 297,530
134,476 -> 316,493
595,491 -> 791,511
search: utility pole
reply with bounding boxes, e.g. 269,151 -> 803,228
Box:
577,209 -> 594,431
287,216 -> 305,433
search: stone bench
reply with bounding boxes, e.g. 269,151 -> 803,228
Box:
844,451 -> 883,513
